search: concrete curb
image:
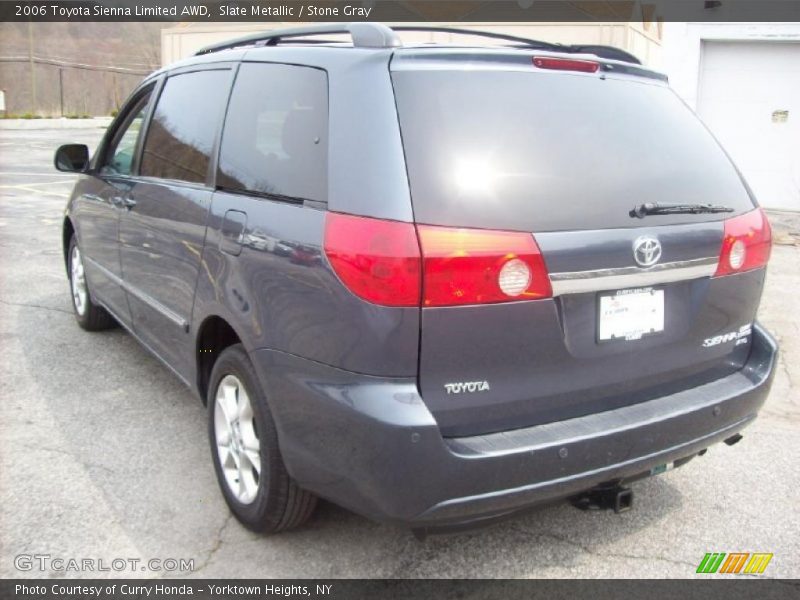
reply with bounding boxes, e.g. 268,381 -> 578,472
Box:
0,117 -> 113,130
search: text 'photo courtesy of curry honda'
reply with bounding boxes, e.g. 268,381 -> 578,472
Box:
55,23 -> 777,536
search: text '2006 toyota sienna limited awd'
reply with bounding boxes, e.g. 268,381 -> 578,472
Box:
54,24 -> 777,535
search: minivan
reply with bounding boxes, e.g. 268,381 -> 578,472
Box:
55,23 -> 777,535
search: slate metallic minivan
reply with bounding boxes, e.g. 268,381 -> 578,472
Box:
55,24 -> 778,535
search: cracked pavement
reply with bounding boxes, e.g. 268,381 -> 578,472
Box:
0,126 -> 798,579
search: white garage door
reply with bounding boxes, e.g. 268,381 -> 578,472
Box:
698,41 -> 800,211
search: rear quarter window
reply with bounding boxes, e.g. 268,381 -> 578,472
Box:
391,69 -> 756,232
217,63 -> 328,203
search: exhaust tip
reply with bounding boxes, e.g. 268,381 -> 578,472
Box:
724,433 -> 744,446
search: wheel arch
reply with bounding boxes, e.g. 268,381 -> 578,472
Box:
195,314 -> 246,404
62,217 -> 75,274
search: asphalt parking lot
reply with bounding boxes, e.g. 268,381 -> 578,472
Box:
0,124 -> 798,579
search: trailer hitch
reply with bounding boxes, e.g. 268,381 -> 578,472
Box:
570,483 -> 634,514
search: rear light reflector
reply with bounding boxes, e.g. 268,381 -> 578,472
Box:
728,239 -> 746,270
498,258 -> 532,297
324,213 -> 421,306
532,56 -> 600,73
417,225 -> 552,306
714,208 -> 772,277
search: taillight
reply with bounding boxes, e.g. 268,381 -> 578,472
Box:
417,225 -> 551,306
714,208 -> 772,277
324,213 -> 421,306
324,214 -> 552,307
532,56 -> 600,73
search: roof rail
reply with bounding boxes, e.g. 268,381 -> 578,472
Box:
194,23 -> 401,55
391,26 -> 564,52
194,22 -> 641,66
566,44 -> 642,65
390,26 -> 641,64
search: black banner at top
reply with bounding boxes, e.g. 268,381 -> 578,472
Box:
2,0 -> 800,22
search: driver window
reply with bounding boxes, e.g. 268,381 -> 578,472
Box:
101,92 -> 151,176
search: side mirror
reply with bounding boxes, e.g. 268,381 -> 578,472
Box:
54,144 -> 90,173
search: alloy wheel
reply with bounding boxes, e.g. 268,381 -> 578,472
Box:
214,374 -> 262,504
70,245 -> 88,316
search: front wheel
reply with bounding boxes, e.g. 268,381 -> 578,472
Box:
208,344 -> 317,532
67,236 -> 115,331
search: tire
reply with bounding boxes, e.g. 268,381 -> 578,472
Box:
67,235 -> 115,331
208,344 -> 317,532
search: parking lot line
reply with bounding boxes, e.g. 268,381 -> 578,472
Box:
0,185 -> 70,198
0,180 -> 74,188
0,171 -> 77,177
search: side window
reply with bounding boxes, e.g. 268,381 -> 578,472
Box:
101,91 -> 151,176
217,63 -> 328,202
140,70 -> 230,185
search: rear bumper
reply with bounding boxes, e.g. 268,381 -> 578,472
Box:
251,322 -> 777,528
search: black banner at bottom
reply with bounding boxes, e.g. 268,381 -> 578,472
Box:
2,579 -> 798,600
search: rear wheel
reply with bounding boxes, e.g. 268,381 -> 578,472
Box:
67,236 -> 115,331
208,344 -> 317,532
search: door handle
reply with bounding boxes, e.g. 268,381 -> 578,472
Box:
111,195 -> 137,210
120,196 -> 137,209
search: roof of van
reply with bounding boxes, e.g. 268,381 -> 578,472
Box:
155,23 -> 667,84
194,23 -> 640,64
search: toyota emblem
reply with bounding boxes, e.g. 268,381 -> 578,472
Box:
633,236 -> 662,267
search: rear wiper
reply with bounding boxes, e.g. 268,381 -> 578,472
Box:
630,203 -> 735,219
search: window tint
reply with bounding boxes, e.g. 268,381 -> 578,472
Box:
102,92 -> 150,176
392,70 -> 755,232
140,70 -> 230,184
218,63 -> 328,202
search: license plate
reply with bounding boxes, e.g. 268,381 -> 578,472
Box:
650,463 -> 675,476
598,287 -> 664,342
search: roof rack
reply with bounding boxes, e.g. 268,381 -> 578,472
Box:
195,23 -> 401,55
194,23 -> 641,65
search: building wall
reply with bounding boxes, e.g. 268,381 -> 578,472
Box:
662,23 -> 800,212
161,22 -> 662,66
662,22 -> 800,110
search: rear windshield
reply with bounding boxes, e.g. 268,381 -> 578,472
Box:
391,70 -> 755,232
